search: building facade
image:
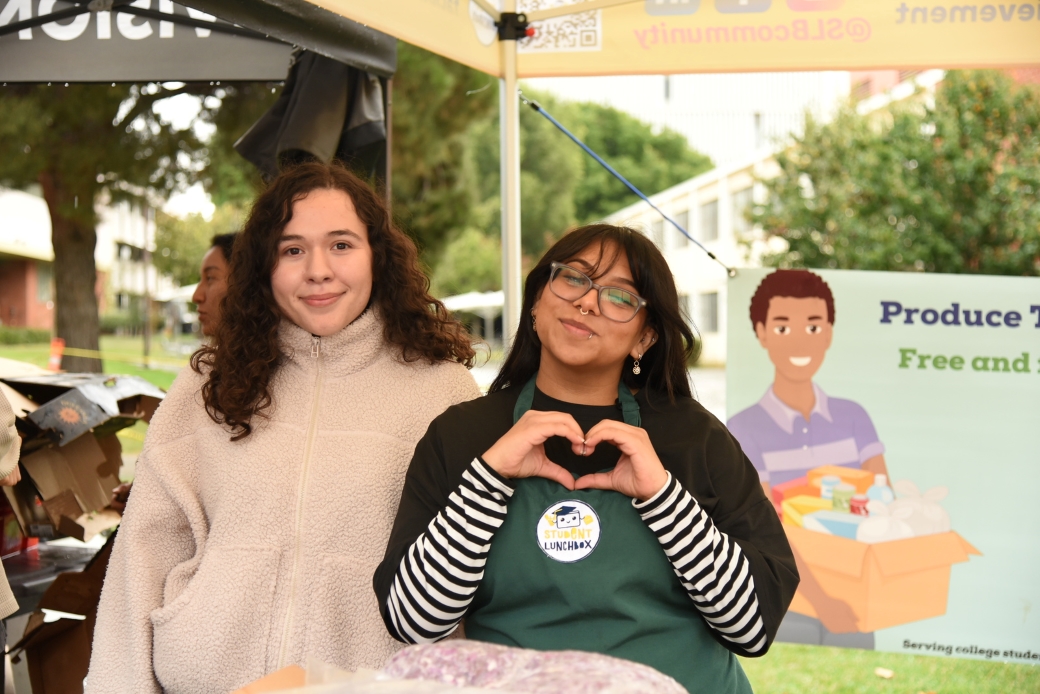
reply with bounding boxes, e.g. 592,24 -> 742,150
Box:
0,187 -> 176,333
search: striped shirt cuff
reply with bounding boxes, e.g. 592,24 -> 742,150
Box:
385,458 -> 514,644
634,472 -> 769,656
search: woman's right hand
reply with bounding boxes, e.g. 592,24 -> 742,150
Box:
481,411 -> 584,490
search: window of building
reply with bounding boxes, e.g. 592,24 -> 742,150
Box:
732,187 -> 754,236
699,292 -> 719,334
36,263 -> 53,303
650,219 -> 665,248
700,200 -> 718,242
680,294 -> 694,327
673,210 -> 689,247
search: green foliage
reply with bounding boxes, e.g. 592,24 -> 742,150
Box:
154,203 -> 245,287
0,83 -> 207,226
563,101 -> 713,224
0,327 -> 51,345
467,89 -> 583,258
429,227 -> 502,297
462,87 -> 711,276
197,83 -> 280,207
390,43 -> 498,260
754,70 -> 1040,275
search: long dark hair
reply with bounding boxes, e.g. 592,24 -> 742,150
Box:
489,224 -> 698,401
192,161 -> 475,440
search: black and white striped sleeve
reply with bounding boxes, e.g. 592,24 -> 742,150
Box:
385,458 -> 515,644
634,472 -> 768,656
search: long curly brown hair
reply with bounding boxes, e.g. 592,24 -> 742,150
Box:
192,161 -> 475,440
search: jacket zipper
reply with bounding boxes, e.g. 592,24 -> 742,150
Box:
277,335 -> 323,668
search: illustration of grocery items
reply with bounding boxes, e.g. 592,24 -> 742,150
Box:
782,465 -> 979,633
867,474 -> 896,505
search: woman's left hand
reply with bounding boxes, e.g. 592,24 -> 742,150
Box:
574,421 -> 669,502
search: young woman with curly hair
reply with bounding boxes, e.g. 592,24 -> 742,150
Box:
88,162 -> 480,694
374,225 -> 798,693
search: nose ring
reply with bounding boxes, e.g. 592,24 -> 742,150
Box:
579,308 -> 589,316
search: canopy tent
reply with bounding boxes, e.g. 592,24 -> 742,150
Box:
0,0 -> 396,82
291,0 -> 1040,341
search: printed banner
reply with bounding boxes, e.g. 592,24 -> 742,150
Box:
0,0 -> 293,82
726,268 -> 1040,663
302,0 -> 1040,78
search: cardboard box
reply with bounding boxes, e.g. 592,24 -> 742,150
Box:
10,533 -> 115,694
785,524 -> 980,632
0,367 -> 164,540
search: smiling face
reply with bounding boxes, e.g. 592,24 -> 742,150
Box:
531,242 -> 656,377
755,296 -> 833,382
191,246 -> 230,337
270,188 -> 374,337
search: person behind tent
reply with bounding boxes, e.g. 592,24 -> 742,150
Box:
191,231 -> 238,337
110,232 -> 240,515
374,224 -> 799,694
726,269 -> 888,500
87,161 -> 481,693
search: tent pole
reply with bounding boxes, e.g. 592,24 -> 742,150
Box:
499,1 -> 522,347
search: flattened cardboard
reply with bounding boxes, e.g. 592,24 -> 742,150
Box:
42,490 -> 83,529
12,534 -> 114,694
58,509 -> 122,543
21,434 -> 113,515
785,524 -> 980,632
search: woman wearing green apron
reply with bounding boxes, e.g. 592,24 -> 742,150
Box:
375,224 -> 798,693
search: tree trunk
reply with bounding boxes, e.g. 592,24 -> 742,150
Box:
40,171 -> 102,373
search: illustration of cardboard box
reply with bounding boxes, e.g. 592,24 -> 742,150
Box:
785,524 -> 980,632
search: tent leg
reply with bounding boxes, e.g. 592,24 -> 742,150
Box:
499,13 -> 522,348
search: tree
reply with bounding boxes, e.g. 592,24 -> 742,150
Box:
429,227 -> 501,298
563,100 -> 713,224
753,70 -> 1040,275
467,88 -> 584,258
154,203 -> 245,287
465,88 -> 711,262
0,83 -> 207,371
198,83 -> 279,208
390,43 -> 498,262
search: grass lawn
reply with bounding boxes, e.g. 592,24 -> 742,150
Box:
0,335 -> 192,390
740,643 -> 1039,693
0,336 -> 193,464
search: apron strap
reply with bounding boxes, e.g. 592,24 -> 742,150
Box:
513,374 -> 641,427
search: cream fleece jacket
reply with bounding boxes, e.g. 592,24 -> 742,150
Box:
87,310 -> 480,694
0,390 -> 22,619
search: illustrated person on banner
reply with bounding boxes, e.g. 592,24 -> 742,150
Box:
727,268 -> 887,648
375,224 -> 799,694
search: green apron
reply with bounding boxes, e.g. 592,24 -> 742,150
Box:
464,377 -> 753,694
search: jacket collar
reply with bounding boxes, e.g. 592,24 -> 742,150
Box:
277,308 -> 388,379
758,382 -> 832,434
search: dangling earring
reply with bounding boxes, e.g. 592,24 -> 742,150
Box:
531,312 -> 537,331
632,353 -> 642,375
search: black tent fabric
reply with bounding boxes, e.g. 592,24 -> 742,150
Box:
234,50 -> 388,181
182,0 -> 396,78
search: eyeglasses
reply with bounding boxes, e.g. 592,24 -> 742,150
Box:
548,262 -> 648,323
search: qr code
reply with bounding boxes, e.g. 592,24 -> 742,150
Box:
519,0 -> 601,53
